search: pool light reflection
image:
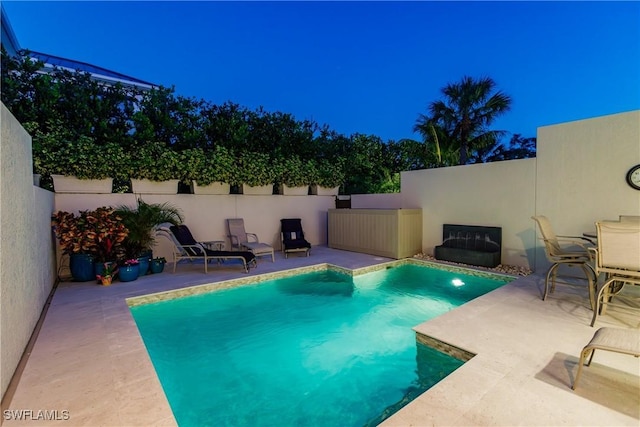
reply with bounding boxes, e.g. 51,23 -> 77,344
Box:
451,278 -> 465,287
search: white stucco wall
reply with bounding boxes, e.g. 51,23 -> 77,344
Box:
401,158 -> 537,268
53,193 -> 335,265
534,111 -> 640,271
1,104 -> 57,399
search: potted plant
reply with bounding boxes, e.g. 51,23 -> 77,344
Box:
276,156 -> 316,195
188,146 -> 238,194
115,198 -> 183,274
126,141 -> 182,194
150,257 -> 167,274
31,121 -> 124,193
51,207 -> 129,282
96,262 -> 118,286
311,159 -> 345,196
119,258 -> 140,282
237,151 -> 277,195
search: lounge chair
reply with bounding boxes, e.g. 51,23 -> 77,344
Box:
226,218 -> 275,262
572,327 -> 640,390
531,215 -> 597,307
280,218 -> 311,258
589,220 -> 640,326
156,223 -> 256,273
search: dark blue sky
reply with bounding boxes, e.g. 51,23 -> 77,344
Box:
4,1 -> 639,142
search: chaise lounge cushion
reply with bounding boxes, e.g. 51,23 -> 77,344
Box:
170,225 -> 255,263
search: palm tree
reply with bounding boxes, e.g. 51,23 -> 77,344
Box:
412,119 -> 459,168
115,198 -> 184,259
416,76 -> 511,165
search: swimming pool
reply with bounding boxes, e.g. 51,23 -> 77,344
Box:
130,262 -> 512,426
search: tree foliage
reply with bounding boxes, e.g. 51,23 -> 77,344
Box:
2,49 -> 535,195
415,76 -> 514,165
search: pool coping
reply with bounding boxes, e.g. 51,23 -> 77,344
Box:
126,257 -> 515,308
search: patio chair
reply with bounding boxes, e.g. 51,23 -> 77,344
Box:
572,327 -> 640,390
531,215 -> 597,307
156,223 -> 256,273
589,220 -> 640,326
280,218 -> 311,258
226,218 -> 275,262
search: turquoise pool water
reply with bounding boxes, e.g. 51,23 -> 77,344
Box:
130,264 -> 511,427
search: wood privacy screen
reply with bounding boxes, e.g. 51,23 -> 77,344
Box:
328,209 -> 422,259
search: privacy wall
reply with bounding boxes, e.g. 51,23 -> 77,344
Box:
53,193 -> 335,268
400,110 -> 640,271
401,158 -> 537,268
1,104 -> 56,400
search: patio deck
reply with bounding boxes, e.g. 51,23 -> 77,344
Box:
2,246 -> 639,426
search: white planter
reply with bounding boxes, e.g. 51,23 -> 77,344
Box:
131,179 -> 179,194
311,185 -> 339,196
280,184 -> 309,196
241,184 -> 273,195
33,174 -> 41,187
191,181 -> 230,195
51,175 -> 113,194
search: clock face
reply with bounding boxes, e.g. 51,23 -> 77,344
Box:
627,164 -> 640,190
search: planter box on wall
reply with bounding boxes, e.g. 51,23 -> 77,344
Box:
280,184 -> 309,196
241,184 -> 273,195
131,179 -> 179,194
191,181 -> 231,195
311,185 -> 339,196
52,175 -> 113,194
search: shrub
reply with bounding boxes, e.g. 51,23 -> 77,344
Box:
51,207 -> 129,262
236,151 -> 277,186
125,141 -> 181,182
187,146 -> 237,185
314,158 -> 345,188
277,156 -> 317,187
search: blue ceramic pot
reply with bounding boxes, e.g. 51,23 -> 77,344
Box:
70,253 -> 95,282
137,254 -> 151,276
150,259 -> 165,274
119,264 -> 140,282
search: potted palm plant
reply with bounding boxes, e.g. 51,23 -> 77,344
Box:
115,199 -> 183,275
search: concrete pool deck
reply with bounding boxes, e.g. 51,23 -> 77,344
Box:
2,246 -> 639,426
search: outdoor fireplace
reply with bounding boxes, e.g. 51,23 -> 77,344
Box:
434,224 -> 502,268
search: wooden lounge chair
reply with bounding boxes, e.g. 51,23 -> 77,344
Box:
226,218 -> 275,262
589,220 -> 640,326
156,223 -> 256,273
531,215 -> 597,308
572,327 -> 640,389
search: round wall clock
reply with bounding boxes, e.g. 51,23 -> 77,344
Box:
626,164 -> 640,190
